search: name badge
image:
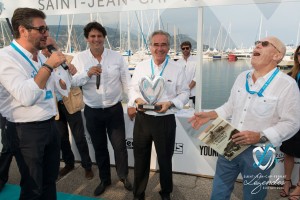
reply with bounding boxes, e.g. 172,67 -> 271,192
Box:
45,90 -> 53,100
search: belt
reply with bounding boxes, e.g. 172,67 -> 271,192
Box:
14,116 -> 55,125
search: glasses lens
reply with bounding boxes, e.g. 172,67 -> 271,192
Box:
182,47 -> 190,50
261,41 -> 270,47
254,41 -> 260,45
297,52 -> 300,56
38,26 -> 49,34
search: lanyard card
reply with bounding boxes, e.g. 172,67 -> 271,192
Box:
45,90 -> 53,100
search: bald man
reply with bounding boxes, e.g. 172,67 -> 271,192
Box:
189,36 -> 300,200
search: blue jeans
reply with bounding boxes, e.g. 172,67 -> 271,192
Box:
211,146 -> 275,200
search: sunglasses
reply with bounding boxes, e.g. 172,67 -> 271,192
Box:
181,47 -> 190,51
297,52 -> 300,56
26,25 -> 49,34
254,41 -> 281,53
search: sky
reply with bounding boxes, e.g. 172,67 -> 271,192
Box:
45,1 -> 300,49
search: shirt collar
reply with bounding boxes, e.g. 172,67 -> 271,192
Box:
152,56 -> 168,68
12,40 -> 37,61
249,67 -> 278,82
88,48 -> 107,62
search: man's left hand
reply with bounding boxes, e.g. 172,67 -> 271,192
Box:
155,101 -> 172,113
231,131 -> 260,145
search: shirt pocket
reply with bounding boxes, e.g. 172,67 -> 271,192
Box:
251,97 -> 278,118
107,65 -> 120,78
165,80 -> 175,96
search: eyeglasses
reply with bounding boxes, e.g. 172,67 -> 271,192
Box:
26,25 -> 49,34
297,52 -> 300,56
181,47 -> 190,51
254,41 -> 281,53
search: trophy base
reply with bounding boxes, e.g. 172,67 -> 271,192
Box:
138,104 -> 162,111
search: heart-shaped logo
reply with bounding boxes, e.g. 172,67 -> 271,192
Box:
139,76 -> 165,105
252,145 -> 276,170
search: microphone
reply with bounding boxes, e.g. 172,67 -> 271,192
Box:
96,64 -> 101,89
46,45 -> 69,70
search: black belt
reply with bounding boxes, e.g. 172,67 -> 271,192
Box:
14,116 -> 55,125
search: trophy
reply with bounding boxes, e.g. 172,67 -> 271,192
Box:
138,75 -> 165,111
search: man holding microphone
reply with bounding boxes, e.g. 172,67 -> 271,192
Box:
71,21 -> 132,196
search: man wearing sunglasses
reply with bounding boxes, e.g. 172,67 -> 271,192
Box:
0,7 -> 71,199
189,36 -> 300,200
177,41 -> 197,108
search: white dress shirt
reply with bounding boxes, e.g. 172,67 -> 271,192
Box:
177,55 -> 197,97
0,40 -> 68,122
128,58 -> 189,116
215,68 -> 300,147
71,48 -> 130,108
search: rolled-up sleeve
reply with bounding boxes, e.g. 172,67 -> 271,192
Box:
264,82 -> 300,147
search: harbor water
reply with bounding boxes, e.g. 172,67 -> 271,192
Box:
201,59 -> 251,109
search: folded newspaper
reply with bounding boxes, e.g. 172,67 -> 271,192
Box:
198,117 -> 250,160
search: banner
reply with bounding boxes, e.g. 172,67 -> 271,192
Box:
0,0 -> 294,18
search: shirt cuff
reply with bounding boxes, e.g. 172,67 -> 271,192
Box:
263,127 -> 280,147
171,98 -> 183,109
214,107 -> 227,119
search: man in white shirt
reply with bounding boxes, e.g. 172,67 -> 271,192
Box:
177,41 -> 197,107
0,8 -> 70,199
128,30 -> 189,200
189,36 -> 300,200
71,22 -> 132,196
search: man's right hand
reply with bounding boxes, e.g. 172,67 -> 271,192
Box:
127,107 -> 137,121
87,66 -> 102,77
188,111 -> 217,130
135,98 -> 147,112
46,51 -> 67,69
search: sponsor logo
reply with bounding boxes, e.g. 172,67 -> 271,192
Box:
126,138 -> 134,149
199,145 -> 219,157
174,143 -> 183,154
252,144 -> 278,170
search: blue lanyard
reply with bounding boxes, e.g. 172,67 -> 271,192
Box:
10,42 -> 39,73
150,57 -> 168,78
297,72 -> 300,83
245,68 -> 279,97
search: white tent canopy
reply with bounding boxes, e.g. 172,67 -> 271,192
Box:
0,0 -> 295,110
0,0 -> 294,18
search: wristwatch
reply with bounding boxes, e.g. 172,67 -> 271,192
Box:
169,101 -> 175,108
258,132 -> 269,143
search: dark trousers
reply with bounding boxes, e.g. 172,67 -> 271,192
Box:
55,102 -> 92,169
8,118 -> 60,200
133,112 -> 176,198
84,102 -> 128,184
0,115 -> 13,183
190,96 -> 195,106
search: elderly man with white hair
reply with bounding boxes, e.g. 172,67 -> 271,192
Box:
189,36 -> 300,200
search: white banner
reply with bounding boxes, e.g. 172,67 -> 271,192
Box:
0,0 -> 295,18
